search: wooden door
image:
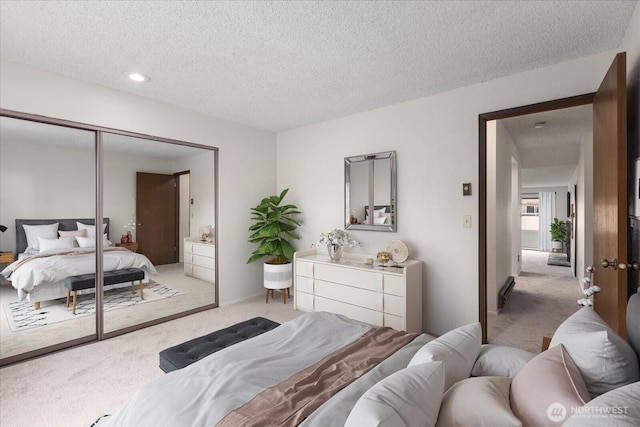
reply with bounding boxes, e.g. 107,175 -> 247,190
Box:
593,52 -> 628,336
136,172 -> 177,265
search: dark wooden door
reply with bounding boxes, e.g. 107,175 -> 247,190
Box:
136,172 -> 177,265
592,52 -> 628,337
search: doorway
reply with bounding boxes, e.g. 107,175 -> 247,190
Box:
478,93 -> 595,344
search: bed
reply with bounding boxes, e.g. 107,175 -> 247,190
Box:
1,218 -> 157,309
95,294 -> 640,427
97,312 -> 438,426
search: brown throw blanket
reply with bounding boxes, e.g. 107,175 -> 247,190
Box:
217,326 -> 418,427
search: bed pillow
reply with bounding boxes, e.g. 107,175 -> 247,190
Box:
549,307 -> 639,397
76,234 -> 111,248
626,293 -> 640,360
563,381 -> 640,426
23,223 -> 59,252
408,322 -> 481,390
510,344 -> 590,427
58,229 -> 87,247
38,236 -> 75,252
471,344 -> 535,378
76,222 -> 107,239
436,376 -> 521,427
344,361 -> 444,427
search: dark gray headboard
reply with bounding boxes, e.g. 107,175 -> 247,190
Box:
15,218 -> 110,254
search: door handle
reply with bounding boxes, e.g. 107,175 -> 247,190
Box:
601,258 -> 639,270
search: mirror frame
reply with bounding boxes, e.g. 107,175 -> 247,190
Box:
344,150 -> 397,232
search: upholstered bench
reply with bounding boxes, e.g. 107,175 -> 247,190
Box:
159,317 -> 280,373
64,268 -> 145,315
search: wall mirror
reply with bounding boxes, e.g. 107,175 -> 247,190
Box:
345,151 -> 396,231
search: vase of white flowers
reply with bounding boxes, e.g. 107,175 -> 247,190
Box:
312,229 -> 360,261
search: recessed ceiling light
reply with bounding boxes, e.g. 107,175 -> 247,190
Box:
128,72 -> 150,82
534,121 -> 546,129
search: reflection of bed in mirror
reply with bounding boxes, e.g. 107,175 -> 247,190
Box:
0,218 -> 157,310
364,205 -> 391,225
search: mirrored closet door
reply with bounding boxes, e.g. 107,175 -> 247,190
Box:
0,116 -> 98,361
102,133 -> 217,335
0,111 -> 218,365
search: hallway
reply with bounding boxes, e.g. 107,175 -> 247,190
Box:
487,249 -> 583,353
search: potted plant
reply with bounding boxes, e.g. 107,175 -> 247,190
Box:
550,217 -> 567,252
247,189 -> 301,292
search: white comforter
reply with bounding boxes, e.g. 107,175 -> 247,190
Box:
97,312 -> 434,427
0,247 -> 157,301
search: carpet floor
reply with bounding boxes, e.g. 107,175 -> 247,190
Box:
488,250 -> 582,354
4,280 -> 183,331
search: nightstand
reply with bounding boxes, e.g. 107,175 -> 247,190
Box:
116,242 -> 139,252
0,251 -> 14,264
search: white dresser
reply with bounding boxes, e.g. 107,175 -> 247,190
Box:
293,248 -> 422,333
183,237 -> 216,283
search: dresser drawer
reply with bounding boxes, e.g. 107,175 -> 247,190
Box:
384,294 -> 405,317
193,254 -> 215,269
296,291 -> 314,311
315,296 -> 383,327
314,264 -> 382,292
296,260 -> 314,278
296,276 -> 314,293
315,280 -> 383,311
193,243 -> 215,258
384,274 -> 405,296
384,313 -> 405,331
192,265 -> 215,282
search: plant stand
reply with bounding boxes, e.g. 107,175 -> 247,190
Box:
264,262 -> 292,303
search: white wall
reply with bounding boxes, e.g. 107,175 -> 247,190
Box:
569,131 -> 594,283
277,49 -> 623,336
0,60 -> 277,305
486,120 -> 520,314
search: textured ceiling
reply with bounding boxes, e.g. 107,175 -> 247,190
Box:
502,104 -> 592,188
0,0 -> 635,132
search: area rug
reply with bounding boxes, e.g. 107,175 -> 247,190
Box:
4,280 -> 184,331
547,253 -> 571,267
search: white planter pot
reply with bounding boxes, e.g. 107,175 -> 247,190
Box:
264,262 -> 292,290
552,241 -> 563,252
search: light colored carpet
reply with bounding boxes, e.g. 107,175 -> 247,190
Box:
4,280 -> 182,331
0,292 -> 301,427
0,263 -> 215,359
488,250 -> 582,354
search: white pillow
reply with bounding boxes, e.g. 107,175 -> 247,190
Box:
22,223 -> 59,252
38,236 -> 75,252
76,222 -> 107,239
374,207 -> 387,217
374,216 -> 387,225
58,229 -> 88,247
436,376 -> 521,427
408,322 -> 482,390
471,344 -> 535,378
550,307 -> 639,397
76,234 -> 111,248
75,236 -> 95,248
344,361 -> 444,427
563,381 -> 640,426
